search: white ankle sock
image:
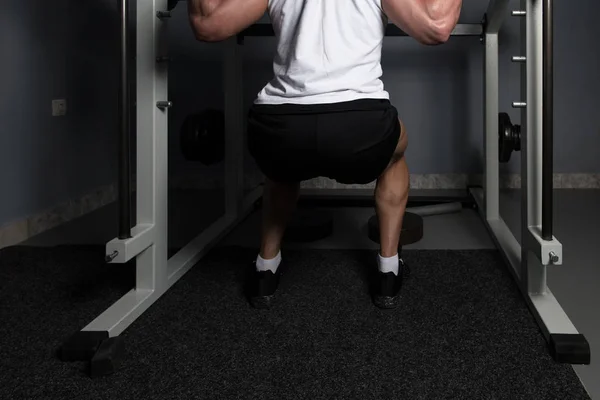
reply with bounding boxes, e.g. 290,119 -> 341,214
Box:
378,253 -> 399,276
256,251 -> 282,273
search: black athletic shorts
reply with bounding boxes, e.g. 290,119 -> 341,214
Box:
247,99 -> 401,184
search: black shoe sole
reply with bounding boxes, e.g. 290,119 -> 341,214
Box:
249,295 -> 274,310
372,295 -> 400,309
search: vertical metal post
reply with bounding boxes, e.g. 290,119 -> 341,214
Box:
520,0 -> 530,289
484,32 -> 500,221
482,1 -> 511,222
118,0 -> 132,239
522,0 -> 547,294
542,0 -> 553,240
136,0 -> 169,293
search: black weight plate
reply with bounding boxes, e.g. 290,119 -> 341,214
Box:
180,109 -> 225,165
499,112 -> 515,163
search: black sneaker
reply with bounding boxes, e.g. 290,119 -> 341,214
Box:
246,262 -> 283,309
371,258 -> 408,309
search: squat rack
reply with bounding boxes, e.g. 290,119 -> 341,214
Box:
60,0 -> 590,376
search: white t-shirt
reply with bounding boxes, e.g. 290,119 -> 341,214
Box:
254,0 -> 390,105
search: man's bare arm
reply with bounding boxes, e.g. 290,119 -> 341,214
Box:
382,0 -> 463,45
189,0 -> 268,42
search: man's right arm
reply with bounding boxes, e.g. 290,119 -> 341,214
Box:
382,0 -> 463,45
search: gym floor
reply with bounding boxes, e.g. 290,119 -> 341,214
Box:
20,188 -> 599,398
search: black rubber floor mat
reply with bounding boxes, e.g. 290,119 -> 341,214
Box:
0,245 -> 590,400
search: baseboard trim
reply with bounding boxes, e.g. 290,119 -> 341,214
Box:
1,173 -> 598,249
302,173 -> 600,190
171,172 -> 600,191
0,184 -> 117,249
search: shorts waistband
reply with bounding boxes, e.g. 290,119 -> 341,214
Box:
249,99 -> 391,115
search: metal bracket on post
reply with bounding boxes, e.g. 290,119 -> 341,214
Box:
526,227 -> 562,265
105,224 -> 155,264
156,10 -> 172,19
156,101 -> 172,110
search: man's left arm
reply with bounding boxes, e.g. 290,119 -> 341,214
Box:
189,0 -> 268,42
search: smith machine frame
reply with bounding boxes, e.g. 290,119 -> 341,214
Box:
59,0 -> 590,377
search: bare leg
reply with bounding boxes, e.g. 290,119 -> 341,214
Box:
260,178 -> 301,259
375,120 -> 409,257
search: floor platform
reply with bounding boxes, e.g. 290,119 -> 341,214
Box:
18,189 -> 599,398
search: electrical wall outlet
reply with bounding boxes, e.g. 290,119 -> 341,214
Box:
52,99 -> 67,116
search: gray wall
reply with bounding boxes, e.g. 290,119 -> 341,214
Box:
1,0 -> 599,228
0,0 -> 119,227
